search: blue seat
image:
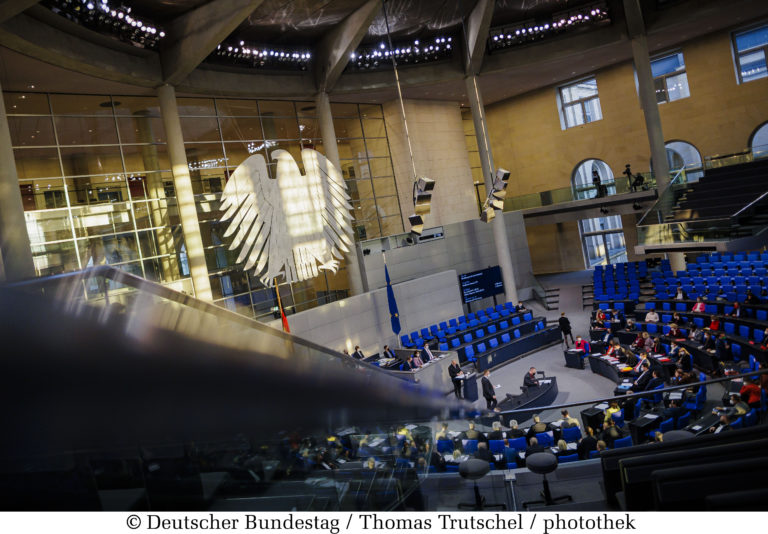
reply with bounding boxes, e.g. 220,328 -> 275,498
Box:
499,320 -> 509,329
675,411 -> 691,430
439,342 -> 449,351
463,333 -> 473,344
416,339 -> 424,349
613,436 -> 633,449
659,417 -> 674,434
513,329 -> 521,338
462,439 -> 479,454
488,440 -> 505,454
611,411 -> 625,428
451,337 -> 461,348
436,440 -> 453,453
724,322 -> 735,335
445,464 -> 459,472
464,345 -> 475,361
675,302 -> 686,311
439,321 -> 448,331
559,454 -> 579,464
421,328 -> 433,340
507,462 -> 518,469
693,317 -> 704,328
449,318 -> 458,328
501,333 -> 511,343
524,312 -> 533,321
757,310 -> 768,321
512,316 -> 521,325
479,315 -> 490,324
599,302 -> 610,310
588,450 -> 601,459
615,302 -> 625,311
739,325 -> 750,338
731,417 -> 744,430
401,334 -> 415,348
562,426 -> 582,443
705,304 -> 718,314
500,308 -> 510,317
469,319 -> 480,327
488,338 -> 499,349
646,323 -> 658,334
430,325 -> 439,336
732,343 -> 742,360
745,409 -> 758,427
468,313 -> 477,321
508,437 -> 527,452
488,324 -> 497,334
535,432 -> 554,447
662,302 -> 671,311
475,342 -> 486,354
661,314 -> 672,323
475,329 -> 484,339
447,327 -> 457,335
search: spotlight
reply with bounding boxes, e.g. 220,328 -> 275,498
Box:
408,214 -> 424,236
362,248 -> 371,256
480,207 -> 496,223
412,176 -> 434,217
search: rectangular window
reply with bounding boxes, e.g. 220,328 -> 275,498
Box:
651,52 -> 690,103
558,77 -> 602,129
733,25 -> 768,83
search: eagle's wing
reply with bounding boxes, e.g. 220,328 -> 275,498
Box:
300,148 -> 354,270
219,153 -> 281,284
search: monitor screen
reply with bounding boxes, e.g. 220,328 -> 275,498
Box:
458,266 -> 504,303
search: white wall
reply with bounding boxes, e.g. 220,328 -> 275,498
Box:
269,269 -> 464,356
361,211 -> 537,301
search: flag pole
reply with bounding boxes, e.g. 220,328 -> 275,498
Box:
274,277 -> 291,333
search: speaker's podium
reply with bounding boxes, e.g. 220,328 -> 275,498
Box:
461,372 -> 478,402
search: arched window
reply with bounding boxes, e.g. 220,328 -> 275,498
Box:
572,159 -> 627,266
572,158 -> 615,199
665,140 -> 703,181
750,122 -> 768,159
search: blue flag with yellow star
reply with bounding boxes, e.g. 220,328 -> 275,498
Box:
384,259 -> 401,335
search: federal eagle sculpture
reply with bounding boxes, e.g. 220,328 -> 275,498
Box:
220,148 -> 354,286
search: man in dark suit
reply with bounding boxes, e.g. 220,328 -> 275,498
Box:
525,437 -> 546,456
507,420 -> 525,438
558,312 -> 574,347
577,427 -> 598,460
381,345 -> 395,359
487,421 -> 504,441
599,419 -> 622,448
526,415 -> 551,440
448,360 -> 464,399
474,442 -> 494,464
352,345 -> 364,360
481,370 -> 498,411
461,422 -> 487,444
632,361 -> 652,391
645,369 -> 665,392
715,333 -> 731,362
524,367 -> 540,388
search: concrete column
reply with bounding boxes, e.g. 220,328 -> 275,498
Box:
316,91 -> 365,296
624,0 -> 670,193
157,84 -> 212,301
0,79 -> 35,281
668,252 -> 686,273
465,75 -> 519,304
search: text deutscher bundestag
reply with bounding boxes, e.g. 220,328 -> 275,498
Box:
124,512 -> 637,534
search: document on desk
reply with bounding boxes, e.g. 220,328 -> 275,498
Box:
540,379 -> 552,384
691,425 -> 702,431
567,442 -> 577,450
645,414 -> 660,420
594,403 -> 609,410
405,424 -> 417,430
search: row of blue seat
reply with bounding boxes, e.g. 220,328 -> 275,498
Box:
696,251 -> 768,264
646,301 -> 768,322
400,302 -> 525,348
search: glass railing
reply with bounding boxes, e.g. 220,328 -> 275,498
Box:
504,174 -> 658,212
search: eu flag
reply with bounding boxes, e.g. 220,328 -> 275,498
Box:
384,261 -> 401,335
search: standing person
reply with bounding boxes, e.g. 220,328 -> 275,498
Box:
481,370 -> 499,412
623,164 -> 634,191
559,312 -> 575,347
448,360 -> 464,399
592,169 -> 603,198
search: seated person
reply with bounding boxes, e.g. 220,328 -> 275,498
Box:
708,315 -> 721,331
762,329 -> 768,351
574,336 -> 589,352
507,420 -> 525,438
461,422 -> 487,443
708,413 -> 733,434
632,360 -> 653,391
674,287 -> 687,300
645,309 -> 660,323
576,427 -> 598,460
677,348 -> 693,373
633,351 -> 650,373
474,441 -> 493,463
700,331 -> 716,351
625,318 -> 637,331
715,333 -> 731,361
668,340 -> 681,360
604,400 -> 621,422
644,369 -> 666,393
744,289 -> 760,305
630,331 -> 645,351
593,309 -> 607,328
692,297 -> 706,313
599,419 -> 622,448
605,339 -> 622,356
611,309 -> 627,329
411,350 -> 424,368
558,409 -> 581,428
643,332 -> 654,353
526,415 -> 551,440
618,348 -> 638,367
688,324 -> 704,343
525,437 -> 547,456
487,421 -> 505,441
728,301 -> 741,317
429,446 -> 447,472
671,311 -> 686,325
516,302 -> 527,312
652,337 -> 665,355
555,439 -> 570,457
595,440 -> 607,454
524,367 -> 540,387
435,423 -> 450,441
740,378 -> 762,408
502,439 -> 518,465
667,323 -> 682,339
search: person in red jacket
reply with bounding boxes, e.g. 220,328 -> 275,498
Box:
740,377 -> 762,408
574,336 -> 589,352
